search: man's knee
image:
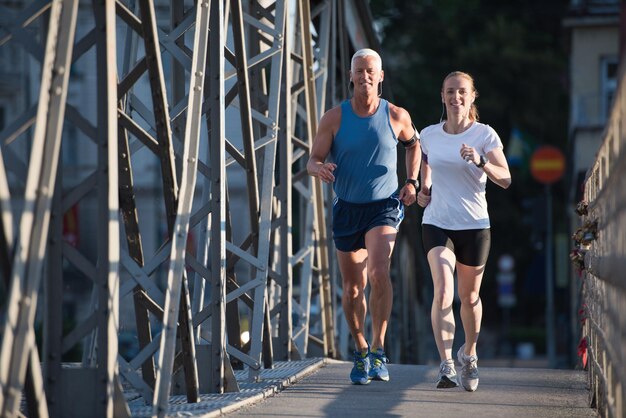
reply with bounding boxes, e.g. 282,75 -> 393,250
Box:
367,265 -> 391,289
343,282 -> 364,300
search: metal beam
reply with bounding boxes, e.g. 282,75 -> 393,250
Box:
152,0 -> 211,412
0,1 -> 78,416
92,0 -> 126,416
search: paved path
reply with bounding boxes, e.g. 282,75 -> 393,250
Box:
229,359 -> 597,418
126,358 -> 597,417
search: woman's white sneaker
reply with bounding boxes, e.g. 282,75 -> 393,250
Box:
457,345 -> 479,392
436,359 -> 458,388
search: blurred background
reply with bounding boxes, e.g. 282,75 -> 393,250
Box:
362,0 -> 619,369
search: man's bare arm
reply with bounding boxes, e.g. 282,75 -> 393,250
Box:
307,107 -> 340,184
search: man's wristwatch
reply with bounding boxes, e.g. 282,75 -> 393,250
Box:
476,155 -> 489,168
405,178 -> 419,191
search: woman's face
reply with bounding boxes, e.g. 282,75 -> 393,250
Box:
441,75 -> 475,119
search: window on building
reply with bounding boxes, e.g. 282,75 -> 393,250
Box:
570,0 -> 620,14
600,55 -> 618,121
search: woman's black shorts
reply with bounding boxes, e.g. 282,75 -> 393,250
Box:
421,223 -> 490,267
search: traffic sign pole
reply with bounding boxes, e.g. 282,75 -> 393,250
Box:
530,145 -> 564,369
545,184 -> 556,368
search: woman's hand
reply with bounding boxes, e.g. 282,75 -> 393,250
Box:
416,186 -> 431,208
400,183 -> 417,206
460,143 -> 478,165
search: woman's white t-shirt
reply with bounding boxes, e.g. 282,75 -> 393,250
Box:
420,121 -> 503,230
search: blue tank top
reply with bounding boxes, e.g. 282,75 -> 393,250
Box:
330,99 -> 398,203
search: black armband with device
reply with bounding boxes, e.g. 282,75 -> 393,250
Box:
400,123 -> 420,148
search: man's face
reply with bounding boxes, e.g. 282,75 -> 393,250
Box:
350,55 -> 383,96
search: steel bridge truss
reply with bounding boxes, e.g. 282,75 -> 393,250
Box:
0,0 -> 368,416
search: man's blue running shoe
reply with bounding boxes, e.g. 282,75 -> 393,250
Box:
350,349 -> 371,385
368,349 -> 390,381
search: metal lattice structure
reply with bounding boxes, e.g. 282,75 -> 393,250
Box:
0,0 -> 383,416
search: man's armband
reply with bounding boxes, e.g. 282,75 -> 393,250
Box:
400,123 -> 420,148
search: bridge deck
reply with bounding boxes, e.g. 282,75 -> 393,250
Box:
127,358 -> 597,417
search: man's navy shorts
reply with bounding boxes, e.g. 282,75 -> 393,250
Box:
332,193 -> 404,252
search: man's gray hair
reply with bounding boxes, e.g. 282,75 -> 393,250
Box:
351,48 -> 382,71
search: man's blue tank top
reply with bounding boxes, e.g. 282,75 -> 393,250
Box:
330,99 -> 398,203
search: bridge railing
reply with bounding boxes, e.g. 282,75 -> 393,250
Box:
576,49 -> 626,418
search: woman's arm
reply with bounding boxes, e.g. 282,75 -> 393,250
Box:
483,147 -> 511,189
417,158 -> 432,208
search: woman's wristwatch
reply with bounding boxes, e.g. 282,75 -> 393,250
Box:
476,155 -> 489,168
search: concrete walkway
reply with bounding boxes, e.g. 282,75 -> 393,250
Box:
229,359 -> 597,418
126,358 -> 597,417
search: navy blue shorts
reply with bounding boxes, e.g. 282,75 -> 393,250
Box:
421,223 -> 491,267
332,194 -> 404,252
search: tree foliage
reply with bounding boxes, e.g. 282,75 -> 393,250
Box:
370,0 -> 570,148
